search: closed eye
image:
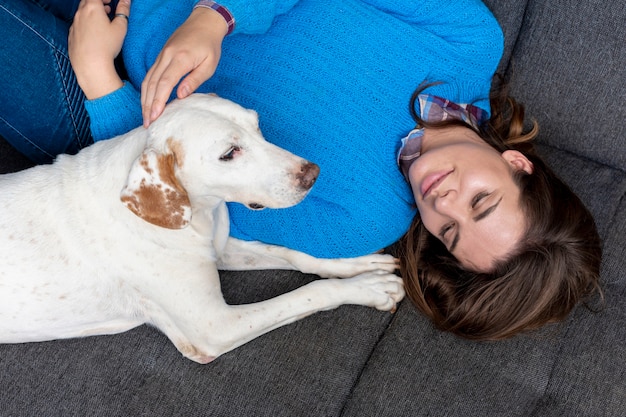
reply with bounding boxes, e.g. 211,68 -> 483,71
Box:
438,192 -> 489,244
471,191 -> 491,209
439,222 -> 455,240
439,193 -> 500,254
219,146 -> 241,161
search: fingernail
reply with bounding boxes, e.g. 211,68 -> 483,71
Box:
180,85 -> 190,97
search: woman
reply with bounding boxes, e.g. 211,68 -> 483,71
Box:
0,0 -> 602,339
399,85 -> 602,339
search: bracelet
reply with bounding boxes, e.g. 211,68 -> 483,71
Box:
194,1 -> 235,35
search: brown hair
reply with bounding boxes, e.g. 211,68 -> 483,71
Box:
398,82 -> 603,340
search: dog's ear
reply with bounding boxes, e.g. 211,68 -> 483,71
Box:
121,148 -> 192,229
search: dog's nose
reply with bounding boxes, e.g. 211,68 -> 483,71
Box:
296,162 -> 320,190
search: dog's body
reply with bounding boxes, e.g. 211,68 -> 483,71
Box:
0,94 -> 403,363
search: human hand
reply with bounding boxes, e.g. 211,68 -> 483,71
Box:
68,0 -> 130,99
141,7 -> 228,127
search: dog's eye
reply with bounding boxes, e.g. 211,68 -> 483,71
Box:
219,146 -> 241,161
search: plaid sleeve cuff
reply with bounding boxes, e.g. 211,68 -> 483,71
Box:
194,0 -> 235,35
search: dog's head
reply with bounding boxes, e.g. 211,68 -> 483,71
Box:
121,94 -> 320,229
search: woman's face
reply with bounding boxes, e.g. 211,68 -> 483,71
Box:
408,126 -> 533,272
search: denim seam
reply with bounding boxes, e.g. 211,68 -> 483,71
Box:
0,5 -> 62,54
0,115 -> 54,160
53,50 -> 91,149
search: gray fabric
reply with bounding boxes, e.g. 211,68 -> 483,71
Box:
600,196 -> 626,286
505,0 -> 626,169
482,0 -> 530,74
1,0 -> 626,415
343,289 -> 626,417
342,301 -> 567,417
532,286 -> 626,416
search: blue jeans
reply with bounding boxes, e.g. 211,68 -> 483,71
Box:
0,0 -> 91,163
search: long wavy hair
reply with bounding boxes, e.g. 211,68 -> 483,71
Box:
398,81 -> 603,340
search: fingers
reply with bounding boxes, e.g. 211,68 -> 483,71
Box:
176,58 -> 221,99
69,0 -> 128,99
141,6 -> 226,127
176,70 -> 205,100
141,54 -> 193,127
112,0 -> 130,27
141,49 -> 215,127
141,53 -> 217,128
111,0 -> 130,51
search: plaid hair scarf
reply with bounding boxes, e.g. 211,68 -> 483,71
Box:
397,94 -> 488,180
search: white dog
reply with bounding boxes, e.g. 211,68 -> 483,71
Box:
0,94 -> 404,363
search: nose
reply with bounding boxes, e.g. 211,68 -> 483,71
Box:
433,188 -> 460,215
296,161 -> 320,190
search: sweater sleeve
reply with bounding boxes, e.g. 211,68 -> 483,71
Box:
218,0 -> 301,34
83,81 -> 143,141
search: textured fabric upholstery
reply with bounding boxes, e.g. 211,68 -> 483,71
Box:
504,0 -> 626,169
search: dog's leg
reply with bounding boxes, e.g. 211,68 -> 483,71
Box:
217,238 -> 398,278
213,271 -> 404,354
150,266 -> 404,364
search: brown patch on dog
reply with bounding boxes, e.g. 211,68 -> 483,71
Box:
176,341 -> 216,364
140,156 -> 154,175
121,151 -> 191,229
167,137 -> 185,168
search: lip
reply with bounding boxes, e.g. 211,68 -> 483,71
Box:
421,170 -> 453,198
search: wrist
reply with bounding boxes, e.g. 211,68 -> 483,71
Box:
75,62 -> 124,100
193,1 -> 235,36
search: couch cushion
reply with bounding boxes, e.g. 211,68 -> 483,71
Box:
342,300 -> 567,417
530,283 -> 626,416
505,0 -> 626,169
343,287 -> 626,417
482,0 -> 529,74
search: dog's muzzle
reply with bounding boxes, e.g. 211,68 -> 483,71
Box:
246,161 -> 320,210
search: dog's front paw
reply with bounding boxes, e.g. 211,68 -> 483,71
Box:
311,253 -> 399,278
341,271 -> 405,312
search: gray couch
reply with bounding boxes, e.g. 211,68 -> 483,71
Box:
1,0 -> 624,415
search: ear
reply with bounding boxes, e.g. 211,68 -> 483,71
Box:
502,150 -> 534,174
120,148 -> 192,229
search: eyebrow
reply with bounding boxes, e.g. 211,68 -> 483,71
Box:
449,197 -> 503,253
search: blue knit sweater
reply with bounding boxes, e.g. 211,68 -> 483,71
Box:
85,0 -> 503,258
